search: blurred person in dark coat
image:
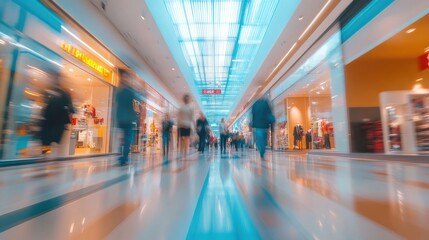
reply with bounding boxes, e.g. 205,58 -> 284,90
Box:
115,69 -> 138,166
196,112 -> 209,153
162,112 -> 174,160
219,118 -> 227,154
41,84 -> 74,157
251,97 -> 275,160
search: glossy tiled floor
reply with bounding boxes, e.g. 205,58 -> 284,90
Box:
1,148 -> 429,239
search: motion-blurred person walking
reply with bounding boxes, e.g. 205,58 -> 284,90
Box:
162,112 -> 173,160
196,112 -> 209,153
41,83 -> 74,158
115,69 -> 138,166
219,118 -> 227,154
177,94 -> 194,159
251,97 -> 275,160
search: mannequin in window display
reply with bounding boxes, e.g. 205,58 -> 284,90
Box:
293,124 -> 304,149
305,129 -> 312,149
323,121 -> 331,149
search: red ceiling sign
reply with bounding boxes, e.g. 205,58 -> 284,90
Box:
202,89 -> 222,94
418,52 -> 429,71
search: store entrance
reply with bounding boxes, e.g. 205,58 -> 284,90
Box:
345,13 -> 429,154
273,62 -> 336,151
62,61 -> 112,156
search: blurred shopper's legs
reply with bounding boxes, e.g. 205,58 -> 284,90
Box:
179,128 -> 190,158
162,134 -> 170,158
254,128 -> 268,160
198,133 -> 206,153
120,127 -> 133,165
220,134 -> 227,153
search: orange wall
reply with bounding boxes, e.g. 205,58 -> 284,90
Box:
345,59 -> 429,107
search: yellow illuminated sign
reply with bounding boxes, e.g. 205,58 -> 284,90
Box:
60,42 -> 113,83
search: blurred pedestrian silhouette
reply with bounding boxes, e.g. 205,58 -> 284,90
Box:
196,112 -> 209,153
40,82 -> 74,158
219,118 -> 227,154
177,94 -> 193,158
251,97 -> 275,160
115,69 -> 138,166
162,112 -> 173,160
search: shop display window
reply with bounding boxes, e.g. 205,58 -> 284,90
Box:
411,94 -> 429,152
309,95 -> 335,150
64,63 -> 112,155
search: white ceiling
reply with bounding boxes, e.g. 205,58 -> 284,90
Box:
85,0 -> 349,124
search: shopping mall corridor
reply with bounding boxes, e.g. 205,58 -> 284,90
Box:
1,149 -> 429,239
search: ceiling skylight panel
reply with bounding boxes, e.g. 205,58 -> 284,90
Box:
190,0 -> 213,24
215,0 -> 241,24
192,23 -> 213,39
213,24 -> 232,40
203,56 -> 214,68
167,1 -> 187,23
181,42 -> 195,59
246,0 -> 277,25
161,0 -> 283,121
177,24 -> 191,40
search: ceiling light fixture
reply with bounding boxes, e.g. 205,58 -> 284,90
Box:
316,91 -> 320,95
416,78 -> 423,82
267,42 -> 297,81
298,16 -> 304,21
69,68 -> 74,72
299,0 -> 333,40
265,1 -> 333,83
141,16 -> 145,20
171,67 -> 175,71
405,28 -> 416,34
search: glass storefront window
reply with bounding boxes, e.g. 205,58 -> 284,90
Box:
62,62 -> 112,156
271,29 -> 348,152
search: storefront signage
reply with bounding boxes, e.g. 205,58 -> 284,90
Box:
419,52 -> 429,71
202,89 -> 222,94
60,42 -> 113,83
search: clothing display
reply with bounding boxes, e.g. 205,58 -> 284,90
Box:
311,119 -> 334,149
386,107 -> 402,151
412,95 -> 429,152
293,124 -> 304,149
305,130 -> 312,149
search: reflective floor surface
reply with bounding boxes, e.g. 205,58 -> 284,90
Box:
1,148 -> 429,239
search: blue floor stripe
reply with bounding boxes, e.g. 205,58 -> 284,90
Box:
186,160 -> 260,240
